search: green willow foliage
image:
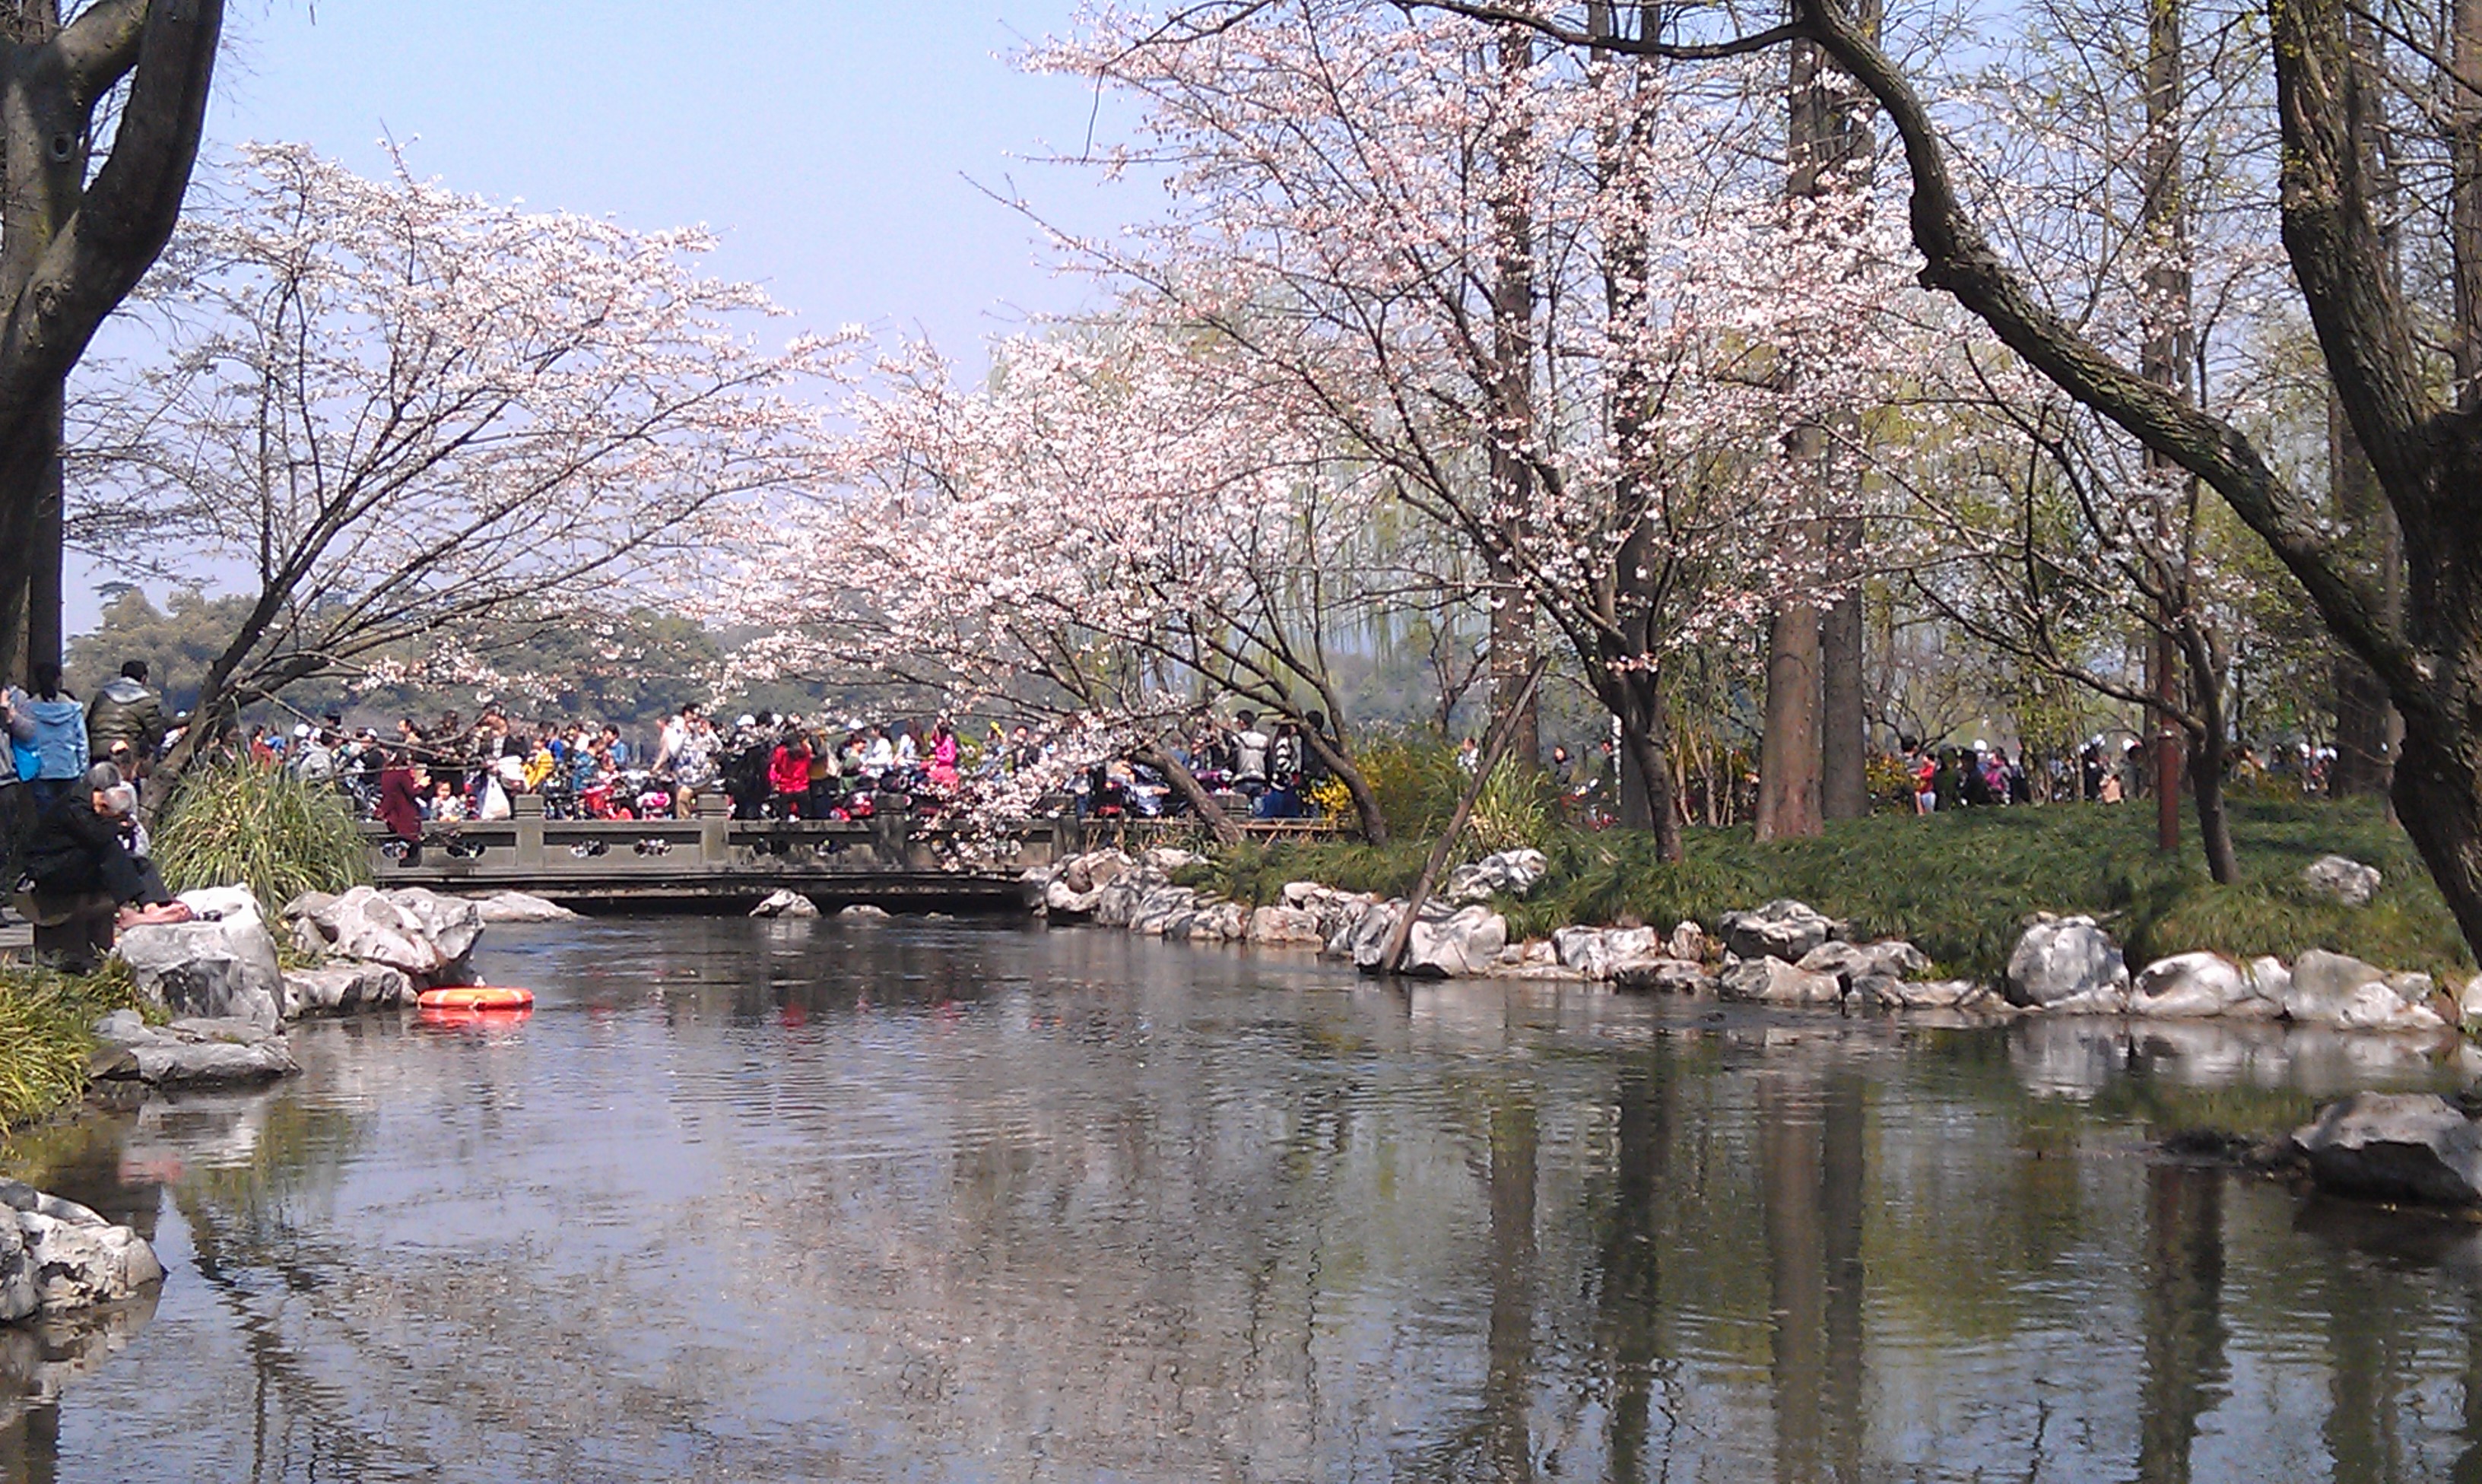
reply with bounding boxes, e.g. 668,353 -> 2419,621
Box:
154,762 -> 370,911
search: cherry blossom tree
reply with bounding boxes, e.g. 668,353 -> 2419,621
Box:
1027,2 -> 1934,856
721,327 -> 1404,842
72,144 -> 854,778
1370,0 -> 2482,957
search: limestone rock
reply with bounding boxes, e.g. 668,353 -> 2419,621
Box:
1719,900 -> 1843,962
1442,848 -> 1550,905
1044,879 -> 1102,917
2128,952 -> 2254,1019
1140,846 -> 1204,873
1553,926 -> 1662,981
2302,855 -> 2384,908
0,1183 -> 164,1313
749,889 -> 819,918
1284,883 -> 1379,945
1344,900 -> 1404,972
1403,905 -> 1508,978
2284,950 -> 2447,1031
2293,1092 -> 2482,1204
116,916 -> 284,1030
92,1010 -> 297,1087
173,883 -> 265,931
1185,900 -> 1252,943
467,890 -> 578,924
1719,954 -> 1846,1006
840,903 -> 891,919
1798,939 -> 1930,991
1858,977 -> 1986,1010
1090,869 -> 1165,929
1127,886 -> 1201,937
2003,915 -> 2129,1013
1666,921 -> 1709,963
1246,905 -> 1326,946
1610,958 -> 1718,995
279,962 -> 414,1019
288,886 -> 484,981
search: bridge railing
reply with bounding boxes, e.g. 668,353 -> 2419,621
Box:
363,795 -> 1068,883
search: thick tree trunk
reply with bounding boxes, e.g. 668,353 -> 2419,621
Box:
1756,598 -> 1823,839
1137,740 -> 1241,848
1484,25 -> 1541,774
0,2 -> 223,677
1299,725 -> 1389,845
1820,586 -> 1867,820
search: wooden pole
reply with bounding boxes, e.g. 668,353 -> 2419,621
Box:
1379,656 -> 1550,976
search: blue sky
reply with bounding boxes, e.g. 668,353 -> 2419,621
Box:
74,0 -> 1139,631
214,0 -> 1129,355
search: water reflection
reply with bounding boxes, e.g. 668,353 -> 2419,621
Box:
4,918 -> 2482,1480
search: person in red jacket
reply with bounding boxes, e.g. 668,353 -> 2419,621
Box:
378,753 -> 430,864
768,733 -> 812,820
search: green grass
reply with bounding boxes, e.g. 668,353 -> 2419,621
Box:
1180,796 -> 2469,981
0,960 -> 148,1131
154,760 -> 370,912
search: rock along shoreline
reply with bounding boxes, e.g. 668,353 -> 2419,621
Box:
1023,845 -> 2478,1037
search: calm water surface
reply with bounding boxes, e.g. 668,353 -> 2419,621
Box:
3,915 -> 2481,1481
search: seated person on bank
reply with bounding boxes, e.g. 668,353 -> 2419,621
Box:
23,763 -> 186,928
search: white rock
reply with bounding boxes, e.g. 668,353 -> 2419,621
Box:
173,883 -> 264,931
2128,952 -> 2251,1018
290,886 -> 483,981
2293,1092 -> 2482,1203
2003,915 -> 2129,1013
1442,848 -> 1550,905
1403,905 -> 1508,978
1719,899 -> 1843,962
2284,950 -> 2443,1030
1611,958 -> 1717,994
280,962 -> 414,1019
1246,905 -> 1326,946
1666,921 -> 1709,962
0,1184 -> 163,1314
1127,886 -> 1201,936
840,903 -> 891,919
2302,855 -> 2384,908
467,890 -> 578,924
116,917 -> 285,1030
1043,879 -> 1102,916
1553,926 -> 1662,981
1719,954 -> 1846,1006
749,889 -> 819,918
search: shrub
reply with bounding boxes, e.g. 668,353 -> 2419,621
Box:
0,961 -> 145,1130
154,761 -> 370,911
1351,732 -> 1465,839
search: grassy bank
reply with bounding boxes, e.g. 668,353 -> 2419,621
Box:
0,961 -> 148,1131
1179,796 -> 2469,982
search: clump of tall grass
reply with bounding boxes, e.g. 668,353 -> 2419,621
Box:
1465,759 -> 1553,858
154,760 -> 369,911
0,960 -> 145,1130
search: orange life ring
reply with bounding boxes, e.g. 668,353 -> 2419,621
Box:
416,986 -> 535,1011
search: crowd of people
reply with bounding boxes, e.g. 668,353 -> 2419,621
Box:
1073,709 -> 1338,823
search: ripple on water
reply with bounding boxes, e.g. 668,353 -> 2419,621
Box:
7,915 -> 2482,1482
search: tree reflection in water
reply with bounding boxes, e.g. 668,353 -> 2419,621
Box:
0,919 -> 2479,1480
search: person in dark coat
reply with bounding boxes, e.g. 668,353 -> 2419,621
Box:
22,763 -> 173,915
377,753 -> 430,864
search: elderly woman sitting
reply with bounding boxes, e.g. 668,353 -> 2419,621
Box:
22,763 -> 186,933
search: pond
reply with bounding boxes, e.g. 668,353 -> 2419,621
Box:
3,915 -> 2480,1482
